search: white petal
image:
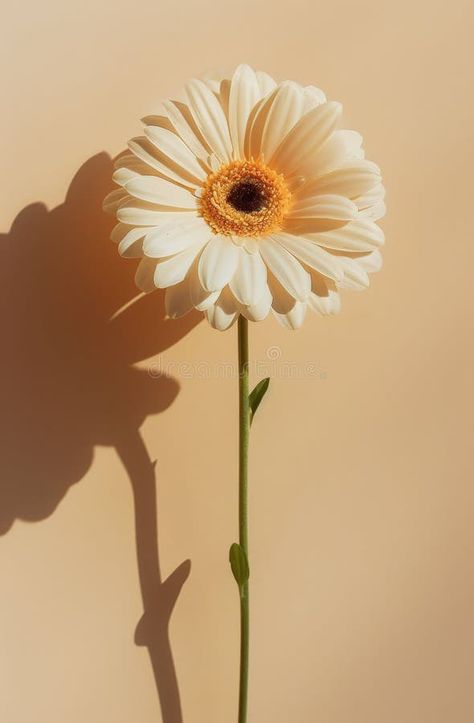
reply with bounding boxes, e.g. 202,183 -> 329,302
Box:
165,278 -> 194,318
267,271 -> 297,314
308,290 -> 341,315
117,202 -> 192,226
246,93 -> 275,159
140,111 -> 170,128
206,287 -> 238,330
185,79 -> 233,162
114,152 -> 143,169
128,137 -> 199,187
356,182 -> 386,209
304,161 -> 381,199
359,200 -> 386,221
240,284 -> 272,322
143,215 -> 211,257
103,188 -> 128,214
229,248 -> 267,305
204,78 -> 221,94
113,169 -> 139,187
271,101 -> 342,175
111,222 -> 133,243
340,130 -> 365,159
114,153 -> 155,180
260,81 -> 305,162
256,71 -> 277,96
289,194 -> 358,221
313,130 -> 364,176
356,249 -> 383,274
273,301 -> 307,329
135,258 -> 157,293
198,236 -> 239,292
188,265 -> 220,310
309,268 -> 332,298
125,176 -> 197,208
231,235 -> 259,253
206,153 -> 221,172
195,292 -> 220,311
309,219 -> 385,252
246,81 -> 305,161
112,163 -> 143,186
112,225 -> 147,258
228,64 -> 261,160
259,238 -> 311,301
303,85 -> 327,112
144,126 -> 207,182
162,99 -> 210,160
274,233 -> 344,282
154,243 -> 204,288
337,257 -> 370,290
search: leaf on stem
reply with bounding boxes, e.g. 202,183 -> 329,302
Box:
249,377 -> 270,424
229,543 -> 249,586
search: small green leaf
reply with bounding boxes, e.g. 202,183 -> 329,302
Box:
229,543 -> 249,587
249,377 -> 270,424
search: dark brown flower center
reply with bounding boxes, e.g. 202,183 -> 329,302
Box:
227,181 -> 266,213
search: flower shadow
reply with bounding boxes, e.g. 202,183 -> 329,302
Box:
0,152 -> 200,722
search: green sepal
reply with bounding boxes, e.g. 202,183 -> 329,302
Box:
249,377 -> 270,424
229,543 -> 249,587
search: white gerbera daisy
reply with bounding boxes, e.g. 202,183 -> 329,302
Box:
104,64 -> 385,331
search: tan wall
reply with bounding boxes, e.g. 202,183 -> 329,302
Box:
1,1 -> 473,721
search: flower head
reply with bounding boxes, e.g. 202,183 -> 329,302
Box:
104,65 -> 385,330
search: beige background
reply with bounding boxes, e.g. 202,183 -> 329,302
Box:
1,1 -> 473,721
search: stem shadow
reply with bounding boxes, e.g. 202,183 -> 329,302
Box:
118,431 -> 190,723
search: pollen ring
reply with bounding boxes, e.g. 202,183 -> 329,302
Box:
199,160 -> 291,238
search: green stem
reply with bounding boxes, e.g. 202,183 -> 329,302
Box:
237,315 -> 250,723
